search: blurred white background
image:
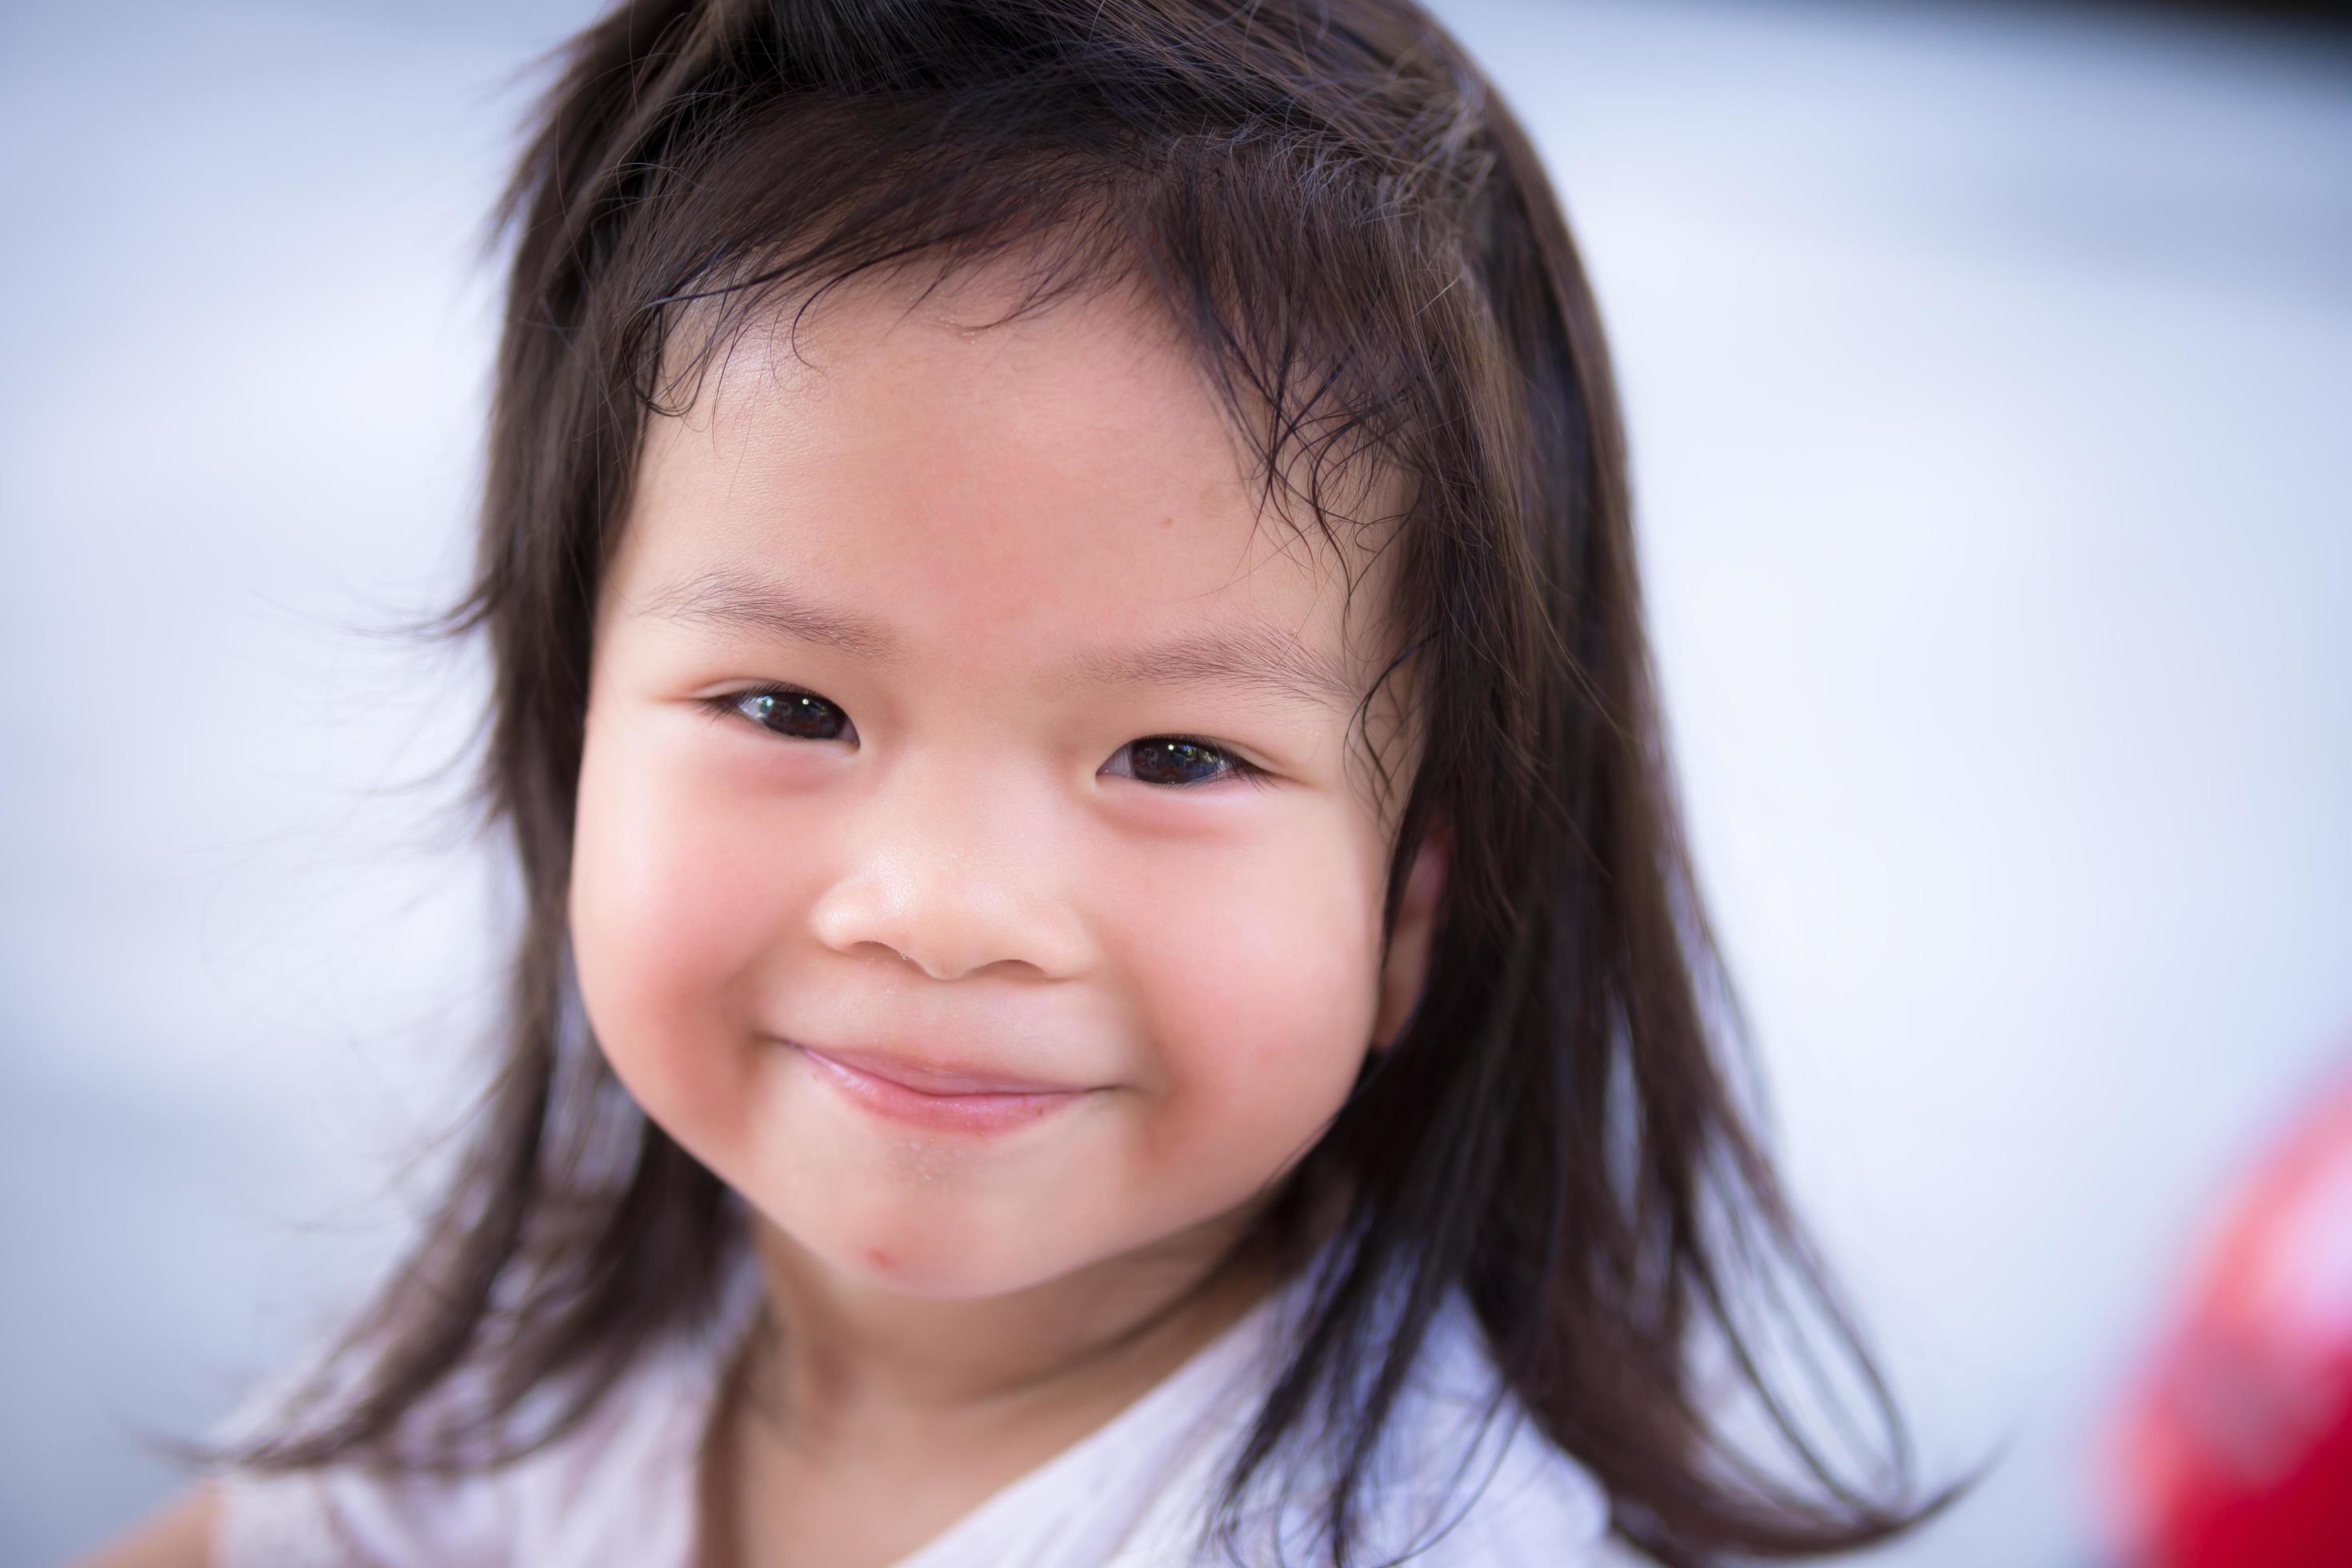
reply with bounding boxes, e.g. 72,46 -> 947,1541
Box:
6,1 -> 2348,1562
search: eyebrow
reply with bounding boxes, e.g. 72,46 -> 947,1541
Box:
635,566 -> 1364,716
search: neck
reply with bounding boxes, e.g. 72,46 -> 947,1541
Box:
728,1181 -> 1343,1457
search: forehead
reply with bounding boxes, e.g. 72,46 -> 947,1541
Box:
608,265 -> 1411,702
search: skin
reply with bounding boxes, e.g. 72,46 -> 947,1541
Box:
570,263 -> 1449,1566
64,1483 -> 218,1568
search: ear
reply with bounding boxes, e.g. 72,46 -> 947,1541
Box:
1370,813 -> 1450,1054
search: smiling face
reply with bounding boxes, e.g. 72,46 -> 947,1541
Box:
570,266 -> 1446,1304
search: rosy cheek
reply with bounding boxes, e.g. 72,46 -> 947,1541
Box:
1156,876 -> 1378,1157
570,726 -> 773,1092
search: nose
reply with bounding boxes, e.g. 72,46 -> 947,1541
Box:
806,752 -> 1090,982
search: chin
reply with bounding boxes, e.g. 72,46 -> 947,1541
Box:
854,1253 -> 1038,1299
775,1198 -> 1086,1302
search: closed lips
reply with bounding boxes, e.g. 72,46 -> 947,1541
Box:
788,1042 -> 1086,1097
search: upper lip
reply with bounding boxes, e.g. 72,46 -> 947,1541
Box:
788,1040 -> 1092,1097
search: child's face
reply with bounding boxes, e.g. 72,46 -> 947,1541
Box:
571,266 -> 1446,1302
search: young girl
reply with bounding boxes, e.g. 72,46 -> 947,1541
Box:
86,2 -> 1948,1564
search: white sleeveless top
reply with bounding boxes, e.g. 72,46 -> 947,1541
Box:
206,1236 -> 1610,1566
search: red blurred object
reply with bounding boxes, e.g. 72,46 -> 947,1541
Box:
2110,1059 -> 2352,1568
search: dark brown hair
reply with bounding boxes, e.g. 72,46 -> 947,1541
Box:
175,2 -> 1958,1562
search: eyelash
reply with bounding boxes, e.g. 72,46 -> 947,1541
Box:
698,683 -> 1274,792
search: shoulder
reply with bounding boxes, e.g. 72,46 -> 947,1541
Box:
204,1321 -> 730,1568
1365,1292 -> 1613,1565
1385,1416 -> 1614,1566
207,1237 -> 768,1568
1139,1284 -> 1614,1567
210,1450 -> 514,1568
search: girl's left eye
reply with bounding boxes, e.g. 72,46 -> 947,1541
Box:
1105,734 -> 1272,791
702,685 -> 1272,791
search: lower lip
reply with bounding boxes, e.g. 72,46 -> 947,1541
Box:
791,1044 -> 1092,1135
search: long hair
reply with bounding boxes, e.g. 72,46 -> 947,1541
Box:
179,2 -> 1956,1561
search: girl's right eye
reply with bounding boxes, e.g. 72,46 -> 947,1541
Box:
712,684 -> 851,742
